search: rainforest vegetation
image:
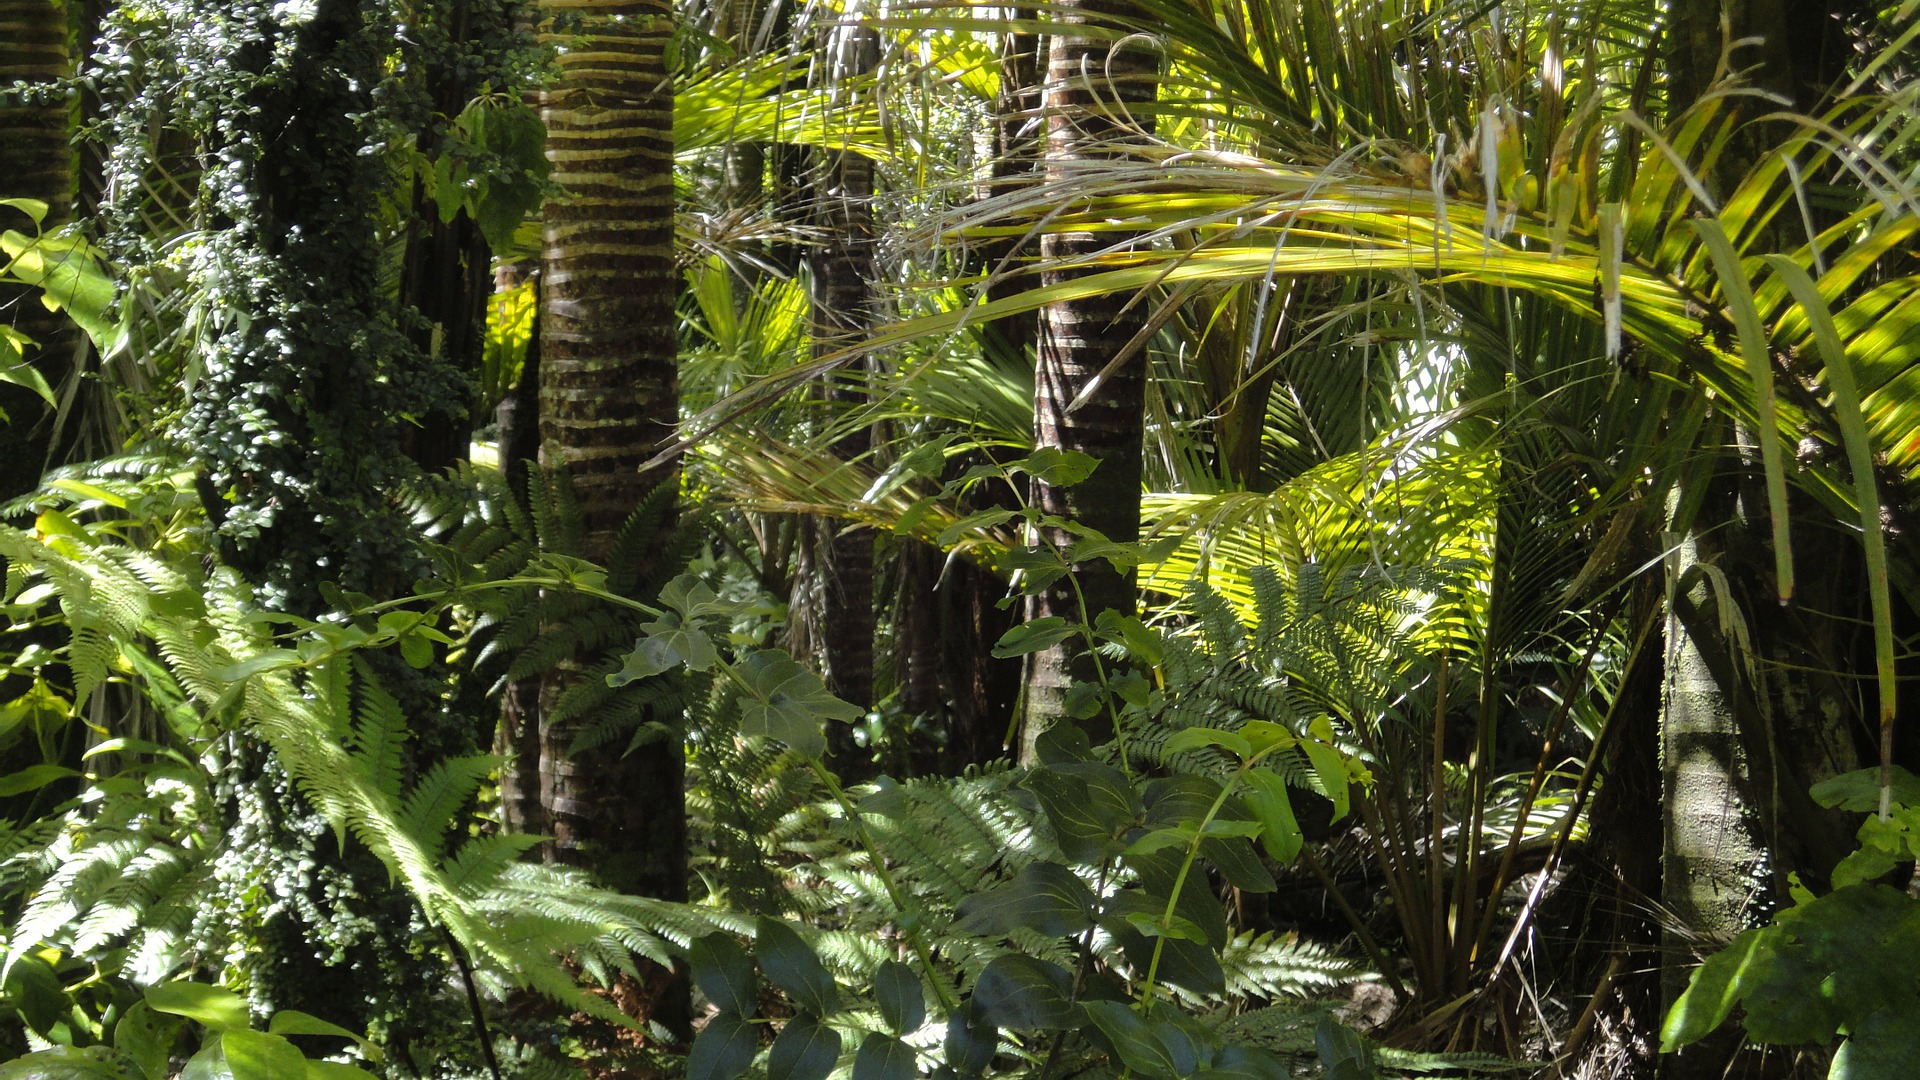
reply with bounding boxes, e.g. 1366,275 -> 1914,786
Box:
0,0 -> 1917,1074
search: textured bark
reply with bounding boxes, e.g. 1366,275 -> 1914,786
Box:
0,0 -> 73,502
1658,476 -> 1766,1080
1022,1 -> 1156,755
534,0 -> 686,977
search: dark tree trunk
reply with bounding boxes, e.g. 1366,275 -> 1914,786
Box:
0,0 -> 73,503
806,22 -> 881,774
1022,0 -> 1157,755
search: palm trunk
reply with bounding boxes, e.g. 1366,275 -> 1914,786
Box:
807,21 -> 880,772
1022,0 -> 1156,755
0,0 -> 73,502
533,0 -> 688,1036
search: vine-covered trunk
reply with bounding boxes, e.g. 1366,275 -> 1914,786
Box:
533,0 -> 689,1036
0,0 -> 73,502
1022,0 -> 1157,755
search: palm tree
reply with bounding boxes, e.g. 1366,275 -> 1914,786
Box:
806,14 -> 881,763
1023,0 -> 1160,749
532,0 -> 688,1031
697,0 -> 1916,1066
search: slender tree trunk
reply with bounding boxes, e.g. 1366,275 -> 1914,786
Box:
534,0 -> 688,1037
807,19 -> 880,772
495,279 -> 545,838
0,0 -> 73,503
1022,0 -> 1156,756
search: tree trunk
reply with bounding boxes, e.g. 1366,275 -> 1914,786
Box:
0,0 -> 73,503
534,0 -> 688,1036
805,19 -> 881,773
1658,472 -> 1768,1079
1022,0 -> 1156,756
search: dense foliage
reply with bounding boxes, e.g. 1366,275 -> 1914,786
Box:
1,0 -> 1918,1075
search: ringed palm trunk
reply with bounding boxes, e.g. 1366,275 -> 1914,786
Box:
1022,0 -> 1156,755
0,0 -> 73,502
533,0 -> 688,1035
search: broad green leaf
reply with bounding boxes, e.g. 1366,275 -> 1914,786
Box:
1034,722 -> 1093,765
1660,929 -> 1771,1051
1021,448 -> 1099,485
1122,850 -> 1230,949
211,652 -> 300,685
1164,726 -> 1253,760
1125,910 -> 1210,943
1145,1014 -> 1204,1077
1124,826 -> 1195,856
955,860 -> 1099,938
609,616 -> 718,686
852,1032 -> 918,1080
147,981 -> 251,1032
1083,1000 -> 1178,1079
1831,1007 -> 1920,1080
737,649 -> 862,758
687,1012 -> 760,1080
689,933 -> 758,1018
1201,818 -> 1265,839
1313,1017 -> 1374,1080
1023,763 -> 1134,863
1243,769 -> 1304,864
756,917 -> 838,1017
1811,767 -> 1920,812
179,1040 -> 229,1080
1301,739 -> 1351,822
1240,721 -> 1295,756
936,507 -> 1019,547
768,1013 -> 841,1080
991,617 -> 1076,658
116,1002 -> 185,1080
971,955 -> 1078,1029
268,1010 -> 375,1058
0,358 -> 55,408
0,199 -> 49,225
4,955 -> 67,1035
1201,833 -> 1278,893
873,960 -> 927,1035
944,1001 -> 997,1075
1101,892 -> 1226,997
221,1030 -> 309,1080
0,1047 -> 129,1080
0,763 -> 79,797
